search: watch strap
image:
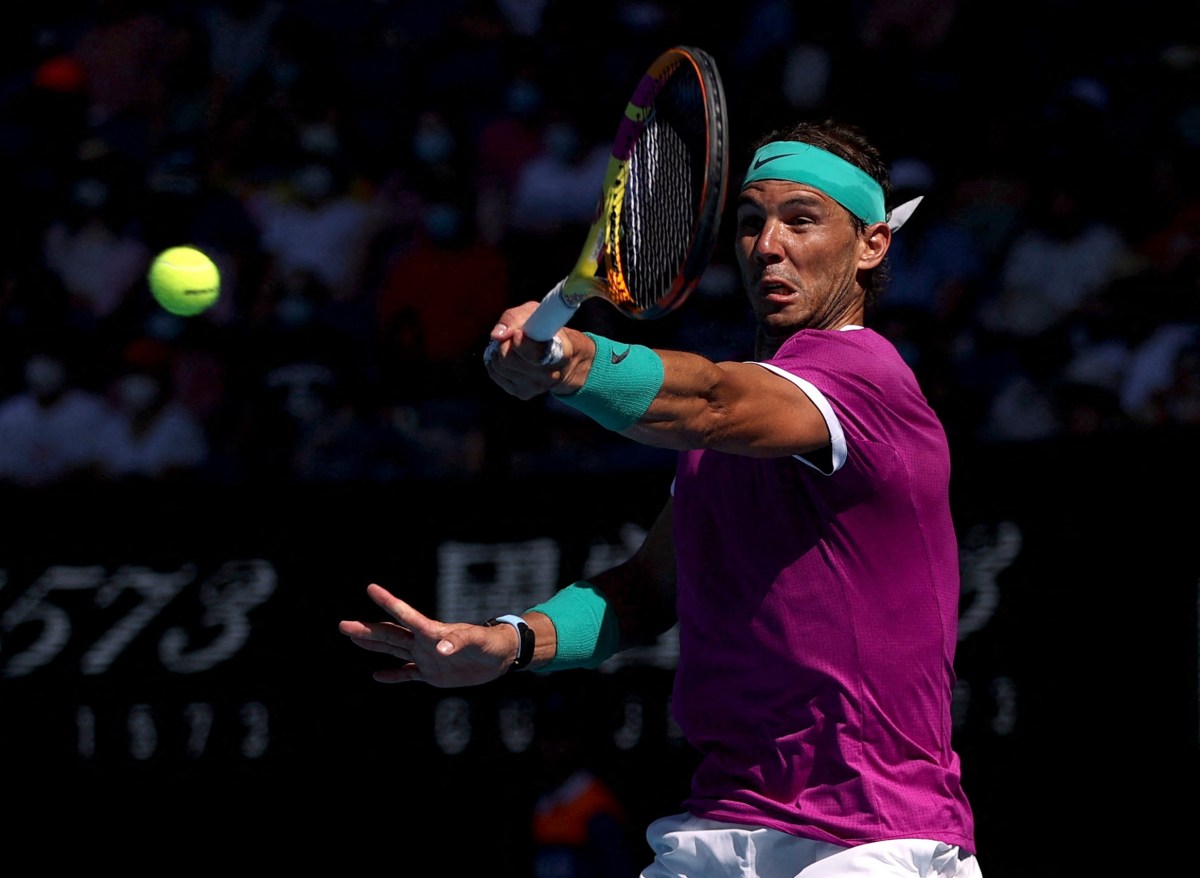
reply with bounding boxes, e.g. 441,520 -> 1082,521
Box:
484,614 -> 534,671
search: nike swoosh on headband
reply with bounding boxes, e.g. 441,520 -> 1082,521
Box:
751,153 -> 789,170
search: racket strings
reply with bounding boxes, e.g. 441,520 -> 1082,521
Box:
610,67 -> 711,314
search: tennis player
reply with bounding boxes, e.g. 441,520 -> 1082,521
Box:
340,118 -> 982,876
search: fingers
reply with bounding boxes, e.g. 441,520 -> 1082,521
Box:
487,365 -> 539,400
365,581 -> 398,608
341,586 -> 427,657
365,583 -> 441,639
346,585 -> 456,659
487,302 -> 560,369
342,584 -> 511,688
372,667 -> 421,684
489,321 -> 512,345
509,329 -> 558,366
484,334 -> 565,400
338,617 -> 417,666
338,617 -> 405,643
343,629 -> 407,657
491,302 -> 540,341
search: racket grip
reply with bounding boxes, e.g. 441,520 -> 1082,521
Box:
482,279 -> 574,366
523,279 -> 577,341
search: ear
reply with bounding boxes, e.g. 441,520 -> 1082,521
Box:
859,221 -> 891,270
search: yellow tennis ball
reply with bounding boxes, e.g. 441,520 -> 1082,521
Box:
148,246 -> 221,317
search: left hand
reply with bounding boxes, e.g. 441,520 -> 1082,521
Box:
338,583 -> 516,687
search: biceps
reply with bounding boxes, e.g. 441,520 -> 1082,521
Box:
709,363 -> 832,457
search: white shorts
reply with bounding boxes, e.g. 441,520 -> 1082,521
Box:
640,813 -> 982,878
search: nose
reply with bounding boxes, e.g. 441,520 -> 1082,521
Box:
751,218 -> 784,264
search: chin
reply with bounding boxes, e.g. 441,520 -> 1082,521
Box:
759,306 -> 804,333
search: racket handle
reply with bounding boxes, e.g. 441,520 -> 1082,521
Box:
522,279 -> 577,341
482,278 -> 574,365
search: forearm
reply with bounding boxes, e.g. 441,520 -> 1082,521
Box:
550,331 -> 724,447
519,502 -> 677,671
589,560 -> 677,648
621,349 -> 741,450
552,332 -> 820,456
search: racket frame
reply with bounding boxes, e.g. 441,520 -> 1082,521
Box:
523,45 -> 729,342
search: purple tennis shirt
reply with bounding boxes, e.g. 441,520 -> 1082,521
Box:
670,327 -> 976,851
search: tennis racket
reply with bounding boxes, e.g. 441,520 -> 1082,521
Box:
487,45 -> 729,360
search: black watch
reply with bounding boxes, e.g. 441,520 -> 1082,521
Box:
485,614 -> 534,671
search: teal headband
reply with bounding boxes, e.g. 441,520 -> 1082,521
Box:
742,141 -> 887,225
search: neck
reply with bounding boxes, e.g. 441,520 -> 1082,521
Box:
754,327 -> 787,359
754,314 -> 866,360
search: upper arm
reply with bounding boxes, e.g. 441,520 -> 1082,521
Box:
626,353 -> 832,458
591,499 -> 677,647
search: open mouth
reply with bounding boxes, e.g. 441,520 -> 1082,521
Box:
759,280 -> 796,303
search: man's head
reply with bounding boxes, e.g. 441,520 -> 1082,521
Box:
735,119 -> 895,349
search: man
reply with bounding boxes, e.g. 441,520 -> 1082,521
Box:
339,119 -> 981,876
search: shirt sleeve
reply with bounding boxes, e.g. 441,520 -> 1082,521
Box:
751,362 -> 845,475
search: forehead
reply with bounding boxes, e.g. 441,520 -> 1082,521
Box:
737,179 -> 840,212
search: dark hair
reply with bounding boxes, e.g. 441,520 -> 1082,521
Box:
748,119 -> 895,303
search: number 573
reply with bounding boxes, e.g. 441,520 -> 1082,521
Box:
0,559 -> 277,678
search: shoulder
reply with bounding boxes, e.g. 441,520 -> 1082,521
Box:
768,328 -> 932,425
772,327 -> 909,374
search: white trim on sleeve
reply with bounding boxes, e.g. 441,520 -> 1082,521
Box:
752,362 -> 846,475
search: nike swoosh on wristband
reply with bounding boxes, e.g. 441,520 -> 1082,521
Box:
752,153 -> 793,170
611,347 -> 631,364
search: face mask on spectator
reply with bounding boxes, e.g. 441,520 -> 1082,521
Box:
413,125 -> 455,164
422,204 -> 463,243
116,374 -> 160,414
543,122 -> 579,161
26,355 -> 67,399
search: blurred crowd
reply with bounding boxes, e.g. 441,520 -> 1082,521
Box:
0,0 -> 1196,490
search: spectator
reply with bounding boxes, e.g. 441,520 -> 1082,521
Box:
0,349 -> 108,487
370,189 -> 509,478
68,0 -> 178,162
975,172 -> 1136,341
875,157 -> 985,326
530,690 -> 639,878
198,0 -> 285,109
41,171 -> 153,332
375,189 -> 510,391
475,65 -> 549,242
508,113 -> 609,236
245,160 -> 384,305
92,338 -> 210,482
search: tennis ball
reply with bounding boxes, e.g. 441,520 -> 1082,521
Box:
148,246 -> 220,317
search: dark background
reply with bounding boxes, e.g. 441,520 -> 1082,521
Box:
1,1 -> 1197,874
4,433 -> 1198,872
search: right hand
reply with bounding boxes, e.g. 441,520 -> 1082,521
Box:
338,583 -> 517,688
483,302 -> 591,400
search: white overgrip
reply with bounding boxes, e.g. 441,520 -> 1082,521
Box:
522,279 -> 576,341
482,278 -> 573,365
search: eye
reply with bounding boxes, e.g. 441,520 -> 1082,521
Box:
780,205 -> 819,226
736,212 -> 764,235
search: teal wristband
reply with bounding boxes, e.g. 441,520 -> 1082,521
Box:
527,581 -> 620,672
557,333 -> 663,431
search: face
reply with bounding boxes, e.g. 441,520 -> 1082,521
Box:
735,180 -> 888,341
